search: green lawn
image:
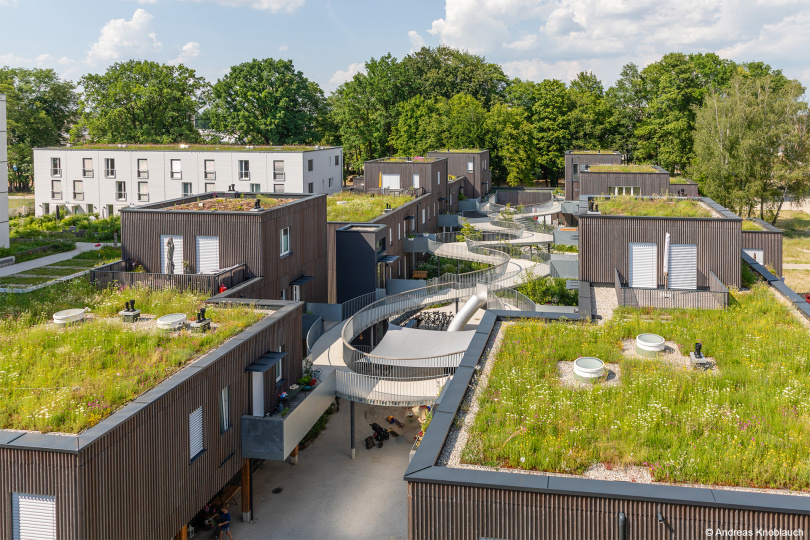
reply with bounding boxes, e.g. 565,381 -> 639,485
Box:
8,198 -> 34,210
597,195 -> 714,218
0,280 -> 264,433
0,247 -> 122,288
589,164 -> 658,173
0,276 -> 53,286
462,284 -> 810,491
16,267 -> 84,277
48,259 -> 102,269
0,240 -> 76,263
326,192 -> 413,222
775,211 -> 810,264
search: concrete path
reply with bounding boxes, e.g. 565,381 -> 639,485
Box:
784,264 -> 810,270
0,242 -> 110,278
227,402 -> 420,540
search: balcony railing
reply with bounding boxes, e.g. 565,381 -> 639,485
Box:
82,169 -> 94,178
614,269 -> 728,310
89,262 -> 248,297
73,192 -> 84,201
50,168 -> 61,177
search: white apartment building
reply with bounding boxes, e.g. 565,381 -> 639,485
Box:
33,144 -> 343,217
1,95 -> 8,248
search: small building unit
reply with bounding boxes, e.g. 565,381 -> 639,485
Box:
33,144 -> 343,217
564,150 -> 623,200
334,224 -> 393,303
361,156 -> 448,197
119,192 -> 328,303
426,149 -> 491,200
578,164 -> 670,198
741,218 -> 783,276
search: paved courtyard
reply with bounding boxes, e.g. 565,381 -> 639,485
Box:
226,403 -> 422,540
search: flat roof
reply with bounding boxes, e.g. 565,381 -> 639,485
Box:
585,164 -> 663,173
567,150 -> 620,154
366,156 -> 444,164
428,148 -> 487,154
582,196 -> 731,219
36,144 -> 340,153
327,191 -> 414,222
123,192 -> 318,214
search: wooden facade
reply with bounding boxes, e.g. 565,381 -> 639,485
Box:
670,181 -> 700,197
578,166 -> 670,198
0,301 -> 303,540
120,192 -> 328,303
579,214 -> 742,288
741,219 -> 783,276
493,188 -> 553,207
564,151 -> 623,200
426,150 -> 491,200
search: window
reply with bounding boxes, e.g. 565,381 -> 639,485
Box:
115,181 -> 126,201
82,158 -> 93,178
51,179 -> 61,199
280,288 -> 286,300
42,203 -> 49,214
50,157 -> 61,176
307,159 -> 313,172
87,204 -> 94,214
250,183 -> 261,193
413,173 -> 419,189
467,161 -> 474,173
273,160 -> 285,181
12,493 -> 57,540
280,227 -> 290,257
483,159 -> 488,170
196,236 -> 220,274
137,159 -> 148,179
204,182 -> 215,192
219,386 -> 231,434
572,163 -> 579,175
182,183 -> 192,197
238,160 -> 250,180
422,209 -> 425,224
189,406 -> 204,461
398,223 -> 401,240
138,182 -> 149,202
170,159 -> 182,180
204,160 -> 216,180
275,346 -> 283,383
335,155 -> 339,166
307,182 -> 313,194
610,186 -> 638,196
105,158 -> 116,178
437,171 -> 441,185
389,229 -> 392,246
293,285 -> 301,302
73,180 -> 84,201
274,184 -> 285,193
328,178 -> 333,188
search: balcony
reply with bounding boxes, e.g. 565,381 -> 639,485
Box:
82,169 -> 94,178
105,169 -> 116,178
438,213 -> 463,228
403,233 -> 439,253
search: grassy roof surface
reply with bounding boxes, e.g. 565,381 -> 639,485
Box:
0,280 -> 265,433
326,192 -> 413,222
588,164 -> 659,173
168,196 -> 293,212
596,196 -> 714,218
742,220 -> 766,231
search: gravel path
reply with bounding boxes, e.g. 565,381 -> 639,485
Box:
592,285 -> 618,324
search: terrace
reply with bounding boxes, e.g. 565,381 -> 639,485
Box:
594,196 -> 716,218
0,280 -> 267,434
326,191 -> 414,222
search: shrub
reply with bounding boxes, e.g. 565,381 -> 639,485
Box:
516,273 -> 578,306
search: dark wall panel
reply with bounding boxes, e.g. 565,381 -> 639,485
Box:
564,152 -> 623,200
579,171 -> 669,197
742,231 -> 783,276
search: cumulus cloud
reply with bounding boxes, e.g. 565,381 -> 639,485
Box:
278,44 -> 288,52
329,62 -> 366,88
192,0 -> 304,13
169,41 -> 200,65
86,9 -> 162,64
136,0 -> 158,4
408,30 -> 426,52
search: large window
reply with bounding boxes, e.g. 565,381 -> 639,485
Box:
50,157 -> 61,177
182,182 -> 192,197
137,159 -> 148,179
72,180 -> 83,201
51,179 -> 61,199
273,160 -> 285,181
105,158 -> 115,178
170,159 -> 182,180
280,227 -> 290,257
204,160 -> 216,180
189,406 -> 204,462
115,181 -> 127,201
82,158 -> 93,178
138,182 -> 149,202
219,386 -> 231,434
238,160 -> 250,180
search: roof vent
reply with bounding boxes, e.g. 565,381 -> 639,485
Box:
156,313 -> 187,331
245,145 -> 254,149
53,308 -> 89,327
179,144 -> 189,149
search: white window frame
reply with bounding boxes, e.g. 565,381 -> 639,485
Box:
105,157 -> 116,178
12,493 -> 56,540
250,183 -> 261,193
467,161 -> 474,173
273,160 -> 285,181
72,180 -> 84,201
115,181 -> 127,201
82,157 -> 93,178
238,160 -> 250,180
413,173 -> 419,189
138,182 -> 149,202
204,159 -> 216,180
182,182 -> 192,197
137,159 -> 148,179
389,229 -> 392,246
50,157 -> 61,177
170,159 -> 182,180
280,227 -> 291,257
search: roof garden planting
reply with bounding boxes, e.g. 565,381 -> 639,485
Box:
327,192 -> 413,222
50,144 -> 327,152
168,196 -> 293,212
595,196 -> 714,218
741,220 -> 766,231
434,148 -> 484,153
0,280 -> 264,433
571,150 -> 616,154
587,164 -> 658,173
460,284 -> 810,491
375,156 -> 442,163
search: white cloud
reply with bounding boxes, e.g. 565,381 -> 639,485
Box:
501,59 -> 584,82
329,62 -> 366,86
169,41 -> 200,65
544,7 -> 583,36
408,30 -> 426,53
278,44 -> 288,52
136,0 -> 158,4
192,0 -> 304,13
503,34 -> 538,51
86,9 -> 162,64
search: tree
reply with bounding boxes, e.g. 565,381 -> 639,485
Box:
692,74 -> 809,221
532,79 -> 572,185
486,103 -> 536,186
432,94 -> 489,150
605,63 -> 645,160
0,67 -> 78,191
389,96 -> 439,156
209,58 -> 325,145
73,60 -> 208,143
566,71 -> 615,151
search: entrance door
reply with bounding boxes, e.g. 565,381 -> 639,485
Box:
629,242 -> 657,289
668,244 -> 697,290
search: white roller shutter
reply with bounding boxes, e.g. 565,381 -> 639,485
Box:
189,406 -> 204,460
744,248 -> 764,265
13,493 -> 56,540
381,174 -> 400,190
668,244 -> 697,290
629,242 -> 657,289
160,235 -> 184,275
195,236 -> 220,274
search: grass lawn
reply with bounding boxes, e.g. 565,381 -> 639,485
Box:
741,220 -> 765,231
783,270 -> 810,294
0,240 -> 76,263
775,211 -> 810,264
48,259 -> 103,269
326,192 -> 413,222
0,279 -> 264,433
15,267 -> 84,277
462,284 -> 810,491
0,276 -> 53,286
597,196 -> 714,218
8,198 -> 34,210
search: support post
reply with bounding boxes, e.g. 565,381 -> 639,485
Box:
179,524 -> 188,540
289,444 -> 299,465
241,462 -> 251,522
437,256 -> 441,278
350,400 -> 356,459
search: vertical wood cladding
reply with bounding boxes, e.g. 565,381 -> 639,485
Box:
669,182 -> 700,197
564,152 -> 623,200
578,170 -> 670,197
742,230 -> 783,276
494,189 -> 552,206
579,216 -> 742,288
426,151 -> 491,200
121,195 -> 327,303
407,482 -> 810,540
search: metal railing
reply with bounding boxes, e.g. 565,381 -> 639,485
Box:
489,287 -> 537,312
336,370 -> 449,407
341,289 -> 387,320
614,269 -> 728,310
90,262 -> 248,297
305,315 -> 325,356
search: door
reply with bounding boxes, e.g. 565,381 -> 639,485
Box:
381,174 -> 400,190
12,493 -> 56,540
629,242 -> 657,289
161,235 -> 184,274
744,248 -> 764,265
293,284 -> 301,301
195,236 -> 220,274
668,244 -> 697,290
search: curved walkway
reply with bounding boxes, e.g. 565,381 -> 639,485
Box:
0,242 -> 110,278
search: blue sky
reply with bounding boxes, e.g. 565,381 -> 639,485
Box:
1,0 -> 809,94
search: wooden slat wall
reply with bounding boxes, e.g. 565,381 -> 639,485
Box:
564,152 -> 623,200
669,183 -> 700,197
742,231 -> 783,276
0,449 -> 79,540
78,304 -> 302,539
426,151 -> 490,200
579,216 -> 742,288
494,190 -> 552,206
579,171 -> 669,197
408,482 -> 810,540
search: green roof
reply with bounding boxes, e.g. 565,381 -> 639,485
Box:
432,148 -> 485,153
327,192 -> 413,222
587,164 -> 659,173
596,196 -> 715,218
